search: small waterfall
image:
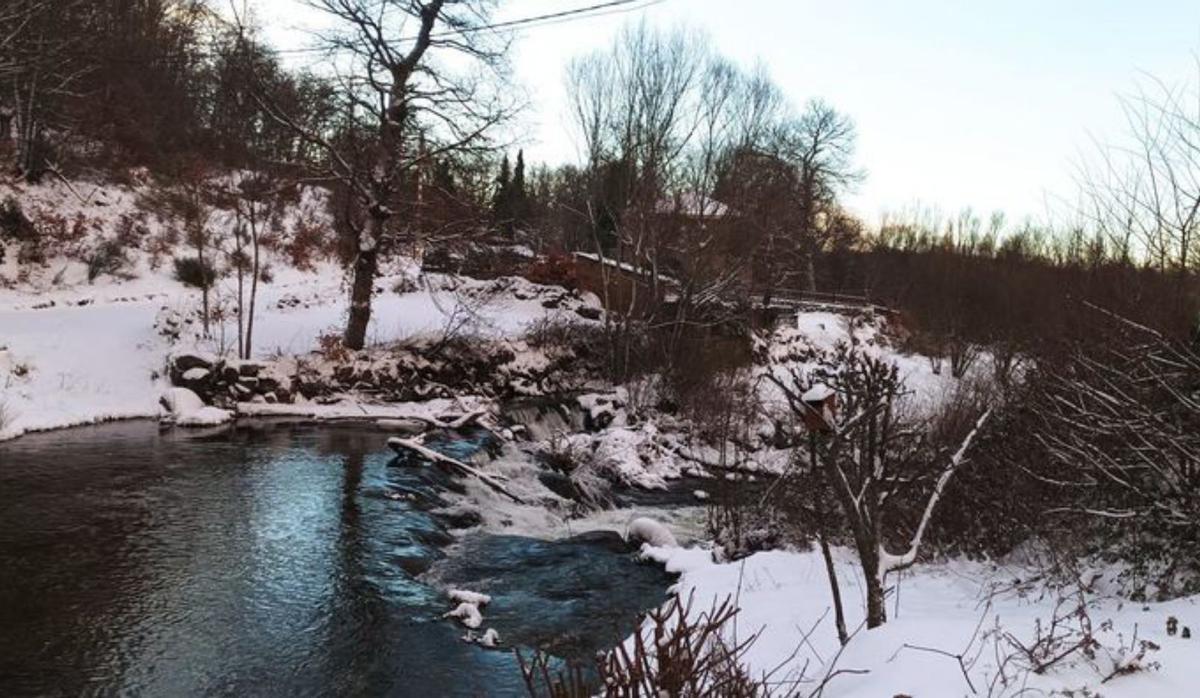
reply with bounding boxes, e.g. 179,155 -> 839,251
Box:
502,397 -> 585,441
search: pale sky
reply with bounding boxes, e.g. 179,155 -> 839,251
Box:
256,0 -> 1200,224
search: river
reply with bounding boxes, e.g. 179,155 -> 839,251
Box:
0,421 -> 676,697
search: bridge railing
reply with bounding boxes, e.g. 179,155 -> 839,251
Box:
761,288 -> 898,316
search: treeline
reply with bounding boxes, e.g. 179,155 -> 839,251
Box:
0,0 -> 341,178
834,210 -> 1199,352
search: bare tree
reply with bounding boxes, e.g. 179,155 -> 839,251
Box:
0,0 -> 94,179
781,99 -> 863,293
256,0 -> 514,349
151,169 -> 222,338
1078,66 -> 1200,292
768,345 -> 992,628
565,21 -> 707,379
221,171 -> 287,359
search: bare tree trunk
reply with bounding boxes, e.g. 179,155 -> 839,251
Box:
810,436 -> 849,645
199,241 -> 211,338
344,216 -> 383,350
246,224 -> 260,359
859,543 -> 887,628
818,534 -> 849,643
802,247 -> 817,293
233,216 -> 245,358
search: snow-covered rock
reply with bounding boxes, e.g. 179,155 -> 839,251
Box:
181,367 -> 210,382
443,601 -> 484,629
448,589 -> 492,607
478,628 -> 501,648
626,517 -> 678,548
158,387 -> 233,427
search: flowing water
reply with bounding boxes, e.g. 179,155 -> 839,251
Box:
0,421 -> 674,697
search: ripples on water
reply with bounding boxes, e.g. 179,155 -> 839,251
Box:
0,421 -> 672,697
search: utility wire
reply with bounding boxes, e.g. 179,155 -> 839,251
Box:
2,0 -> 665,63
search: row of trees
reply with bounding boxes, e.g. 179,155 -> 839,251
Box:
0,0 -> 341,178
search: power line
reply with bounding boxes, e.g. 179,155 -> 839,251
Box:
427,0 -> 662,38
275,0 -> 663,55
2,0 -> 663,63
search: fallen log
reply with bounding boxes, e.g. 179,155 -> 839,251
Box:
387,436 -> 525,504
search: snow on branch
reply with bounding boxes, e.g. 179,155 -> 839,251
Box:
879,406 -> 993,578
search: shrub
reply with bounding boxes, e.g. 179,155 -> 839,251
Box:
523,316 -> 584,350
392,274 -> 420,294
86,239 -> 133,283
317,332 -> 352,363
0,197 -> 34,242
517,593 -> 763,697
283,216 -> 332,271
172,255 -> 218,289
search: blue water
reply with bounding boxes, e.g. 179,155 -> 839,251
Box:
0,421 -> 673,697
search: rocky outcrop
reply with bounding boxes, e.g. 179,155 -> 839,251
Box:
167,332 -> 595,411
168,353 -> 291,408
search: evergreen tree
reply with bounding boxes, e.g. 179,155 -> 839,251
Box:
491,154 -> 512,234
510,149 -> 528,235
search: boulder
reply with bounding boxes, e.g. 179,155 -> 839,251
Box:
238,361 -> 263,378
172,353 -> 213,373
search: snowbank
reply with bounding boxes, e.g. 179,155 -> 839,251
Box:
638,545 -> 1200,697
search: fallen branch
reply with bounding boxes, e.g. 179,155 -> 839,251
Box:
387,436 -> 525,504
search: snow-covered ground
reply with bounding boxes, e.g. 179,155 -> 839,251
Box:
638,544 -> 1199,697
0,264 -> 589,440
0,178 -> 593,441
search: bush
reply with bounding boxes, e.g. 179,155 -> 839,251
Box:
172,255 -> 218,289
86,239 -> 133,283
0,197 -> 34,242
317,332 -> 352,363
517,593 -> 763,697
523,316 -> 585,350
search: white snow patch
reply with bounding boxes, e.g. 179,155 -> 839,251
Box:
443,601 -> 484,629
448,589 -> 492,607
478,628 -> 501,648
159,387 -> 232,427
626,517 -> 678,548
181,367 -> 209,381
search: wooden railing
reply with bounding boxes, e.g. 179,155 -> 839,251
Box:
760,288 -> 896,315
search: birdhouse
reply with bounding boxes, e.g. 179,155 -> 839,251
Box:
801,383 -> 837,433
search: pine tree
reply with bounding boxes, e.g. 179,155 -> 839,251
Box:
510,149 -> 527,236
491,154 -> 512,235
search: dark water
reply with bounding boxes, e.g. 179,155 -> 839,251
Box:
0,421 -> 672,697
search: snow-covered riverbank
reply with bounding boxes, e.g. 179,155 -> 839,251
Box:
0,260 -> 591,441
631,543 -> 1199,697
